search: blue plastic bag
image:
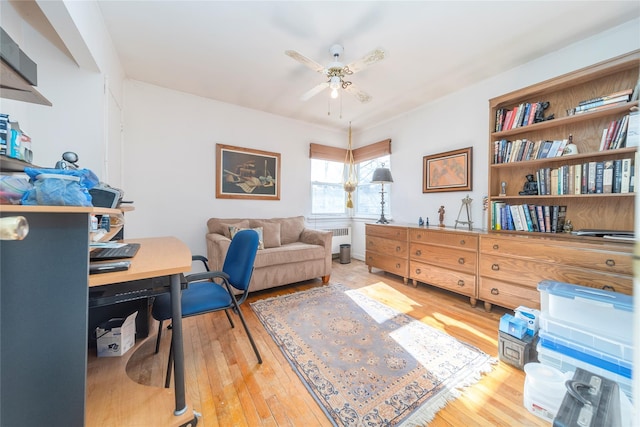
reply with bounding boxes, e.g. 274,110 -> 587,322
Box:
21,168 -> 99,206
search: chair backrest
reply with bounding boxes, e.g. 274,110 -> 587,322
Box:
223,229 -> 259,292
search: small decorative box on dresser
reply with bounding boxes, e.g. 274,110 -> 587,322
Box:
479,234 -> 632,312
409,227 -> 479,307
365,224 -> 409,284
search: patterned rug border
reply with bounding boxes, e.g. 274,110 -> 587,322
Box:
251,284 -> 496,426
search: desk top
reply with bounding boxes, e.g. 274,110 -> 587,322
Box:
89,237 -> 192,287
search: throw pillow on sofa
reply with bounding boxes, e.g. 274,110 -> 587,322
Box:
229,226 -> 265,250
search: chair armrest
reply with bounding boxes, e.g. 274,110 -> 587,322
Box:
206,233 -> 231,271
186,270 -> 230,283
300,228 -> 332,247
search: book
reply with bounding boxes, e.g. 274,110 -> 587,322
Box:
493,202 -> 505,230
568,164 -> 575,195
621,158 -> 632,193
626,112 -> 639,148
547,140 -> 563,158
550,168 -> 559,195
575,93 -> 632,112
574,164 -> 582,195
536,205 -> 546,233
603,120 -> 619,150
554,139 -> 568,157
526,103 -> 538,126
594,161 -> 604,193
522,204 -> 535,232
510,205 -> 524,231
517,204 -> 530,231
587,161 -> 597,193
602,160 -> 614,193
612,115 -> 629,149
504,204 -> 514,230
613,159 -> 623,193
598,128 -> 609,151
577,88 -> 633,106
581,163 -> 589,194
543,205 -> 551,233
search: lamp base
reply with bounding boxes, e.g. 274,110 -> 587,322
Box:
376,215 -> 389,224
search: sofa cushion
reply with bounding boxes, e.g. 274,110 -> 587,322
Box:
253,242 -> 325,268
208,219 -> 250,238
229,226 -> 265,250
277,216 -> 305,245
250,220 -> 281,248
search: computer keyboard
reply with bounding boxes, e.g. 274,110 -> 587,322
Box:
90,243 -> 140,261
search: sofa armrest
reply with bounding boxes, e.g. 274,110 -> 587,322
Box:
206,233 -> 231,271
300,228 -> 333,276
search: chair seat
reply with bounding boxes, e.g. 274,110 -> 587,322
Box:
152,281 -> 233,320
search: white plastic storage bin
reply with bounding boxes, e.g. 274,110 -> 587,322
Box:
538,312 -> 633,362
537,280 -> 633,345
537,344 -> 632,400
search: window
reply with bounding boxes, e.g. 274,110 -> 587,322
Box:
310,155 -> 391,217
311,159 -> 347,215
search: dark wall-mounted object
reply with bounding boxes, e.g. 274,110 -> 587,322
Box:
1,27 -> 37,86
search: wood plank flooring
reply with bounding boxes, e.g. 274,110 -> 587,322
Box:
126,259 -> 549,426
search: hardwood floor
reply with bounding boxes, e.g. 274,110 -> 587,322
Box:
127,259 -> 549,426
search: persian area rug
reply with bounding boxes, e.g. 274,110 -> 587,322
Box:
250,284 -> 495,427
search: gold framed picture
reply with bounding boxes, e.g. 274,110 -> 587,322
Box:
423,147 -> 472,193
216,144 -> 281,200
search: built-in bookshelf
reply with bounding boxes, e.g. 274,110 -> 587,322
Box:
488,50 -> 639,235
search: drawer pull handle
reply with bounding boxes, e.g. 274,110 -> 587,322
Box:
417,234 -> 422,239
493,244 -> 499,250
602,285 -> 616,292
396,246 -> 401,252
396,263 -> 401,269
460,239 -> 465,245
605,259 -> 615,267
415,268 -> 421,274
416,250 -> 422,256
457,280 -> 464,287
491,288 -> 499,295
458,258 -> 465,265
491,264 -> 499,271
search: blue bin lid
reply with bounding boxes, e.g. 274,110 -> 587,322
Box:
537,280 -> 632,312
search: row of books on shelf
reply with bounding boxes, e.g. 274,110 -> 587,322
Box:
535,157 -> 635,195
491,202 -> 566,233
574,87 -> 635,114
599,112 -> 639,150
493,138 -> 569,164
494,102 -> 544,132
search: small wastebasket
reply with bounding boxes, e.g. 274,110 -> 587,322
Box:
339,244 -> 351,264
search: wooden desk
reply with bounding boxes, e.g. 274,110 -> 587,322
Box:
87,237 -> 194,426
0,206 -> 194,426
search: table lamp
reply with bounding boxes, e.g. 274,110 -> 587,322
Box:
371,166 -> 393,224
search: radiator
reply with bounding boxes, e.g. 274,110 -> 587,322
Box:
323,227 -> 352,254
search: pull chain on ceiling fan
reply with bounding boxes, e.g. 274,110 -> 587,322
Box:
285,44 -> 385,103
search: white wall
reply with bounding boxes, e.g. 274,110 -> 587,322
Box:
122,80 -> 344,256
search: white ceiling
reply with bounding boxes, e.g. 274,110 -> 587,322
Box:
96,1 -> 640,132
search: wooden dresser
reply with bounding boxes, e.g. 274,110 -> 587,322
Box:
365,224 -> 409,284
409,227 -> 479,307
479,234 -> 633,311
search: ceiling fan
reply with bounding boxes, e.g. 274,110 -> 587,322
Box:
285,44 -> 385,103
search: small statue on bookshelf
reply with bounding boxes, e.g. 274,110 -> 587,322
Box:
438,206 -> 445,227
534,101 -> 554,123
519,174 -> 538,195
499,181 -> 507,196
563,219 -> 574,233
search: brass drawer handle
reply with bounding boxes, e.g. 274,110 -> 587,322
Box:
396,263 -> 401,269
458,257 -> 465,265
417,233 -> 422,239
396,246 -> 401,252
491,264 -> 500,271
493,244 -> 499,250
457,280 -> 464,287
602,285 -> 616,292
491,288 -> 499,295
606,259 -> 615,267
415,268 -> 421,274
416,250 -> 422,256
460,239 -> 465,245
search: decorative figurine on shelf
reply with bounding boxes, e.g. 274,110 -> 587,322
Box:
426,217 -> 429,227
563,219 -> 574,233
534,101 -> 554,123
562,134 -> 578,156
519,174 -> 539,195
499,181 -> 507,196
438,206 -> 445,227
455,195 -> 473,231
418,217 -> 424,226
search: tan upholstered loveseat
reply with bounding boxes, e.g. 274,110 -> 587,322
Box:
206,216 -> 332,293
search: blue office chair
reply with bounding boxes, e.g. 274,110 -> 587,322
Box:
152,229 -> 262,387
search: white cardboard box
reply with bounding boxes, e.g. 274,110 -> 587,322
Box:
96,311 -> 137,357
514,305 -> 540,336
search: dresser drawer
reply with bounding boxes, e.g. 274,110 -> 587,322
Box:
411,242 -> 476,274
480,254 -> 632,295
481,236 -> 631,276
479,277 -> 540,310
410,229 -> 478,249
366,251 -> 407,277
366,235 -> 408,258
411,261 -> 476,297
365,224 -> 407,241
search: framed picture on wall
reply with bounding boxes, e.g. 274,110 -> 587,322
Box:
216,144 -> 281,200
422,147 -> 472,193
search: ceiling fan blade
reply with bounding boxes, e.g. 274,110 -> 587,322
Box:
344,83 -> 372,103
344,48 -> 385,74
300,82 -> 329,101
285,50 -> 325,73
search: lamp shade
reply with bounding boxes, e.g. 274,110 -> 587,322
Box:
371,167 -> 393,184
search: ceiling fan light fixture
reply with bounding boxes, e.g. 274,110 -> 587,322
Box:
329,76 -> 341,90
330,88 -> 339,99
